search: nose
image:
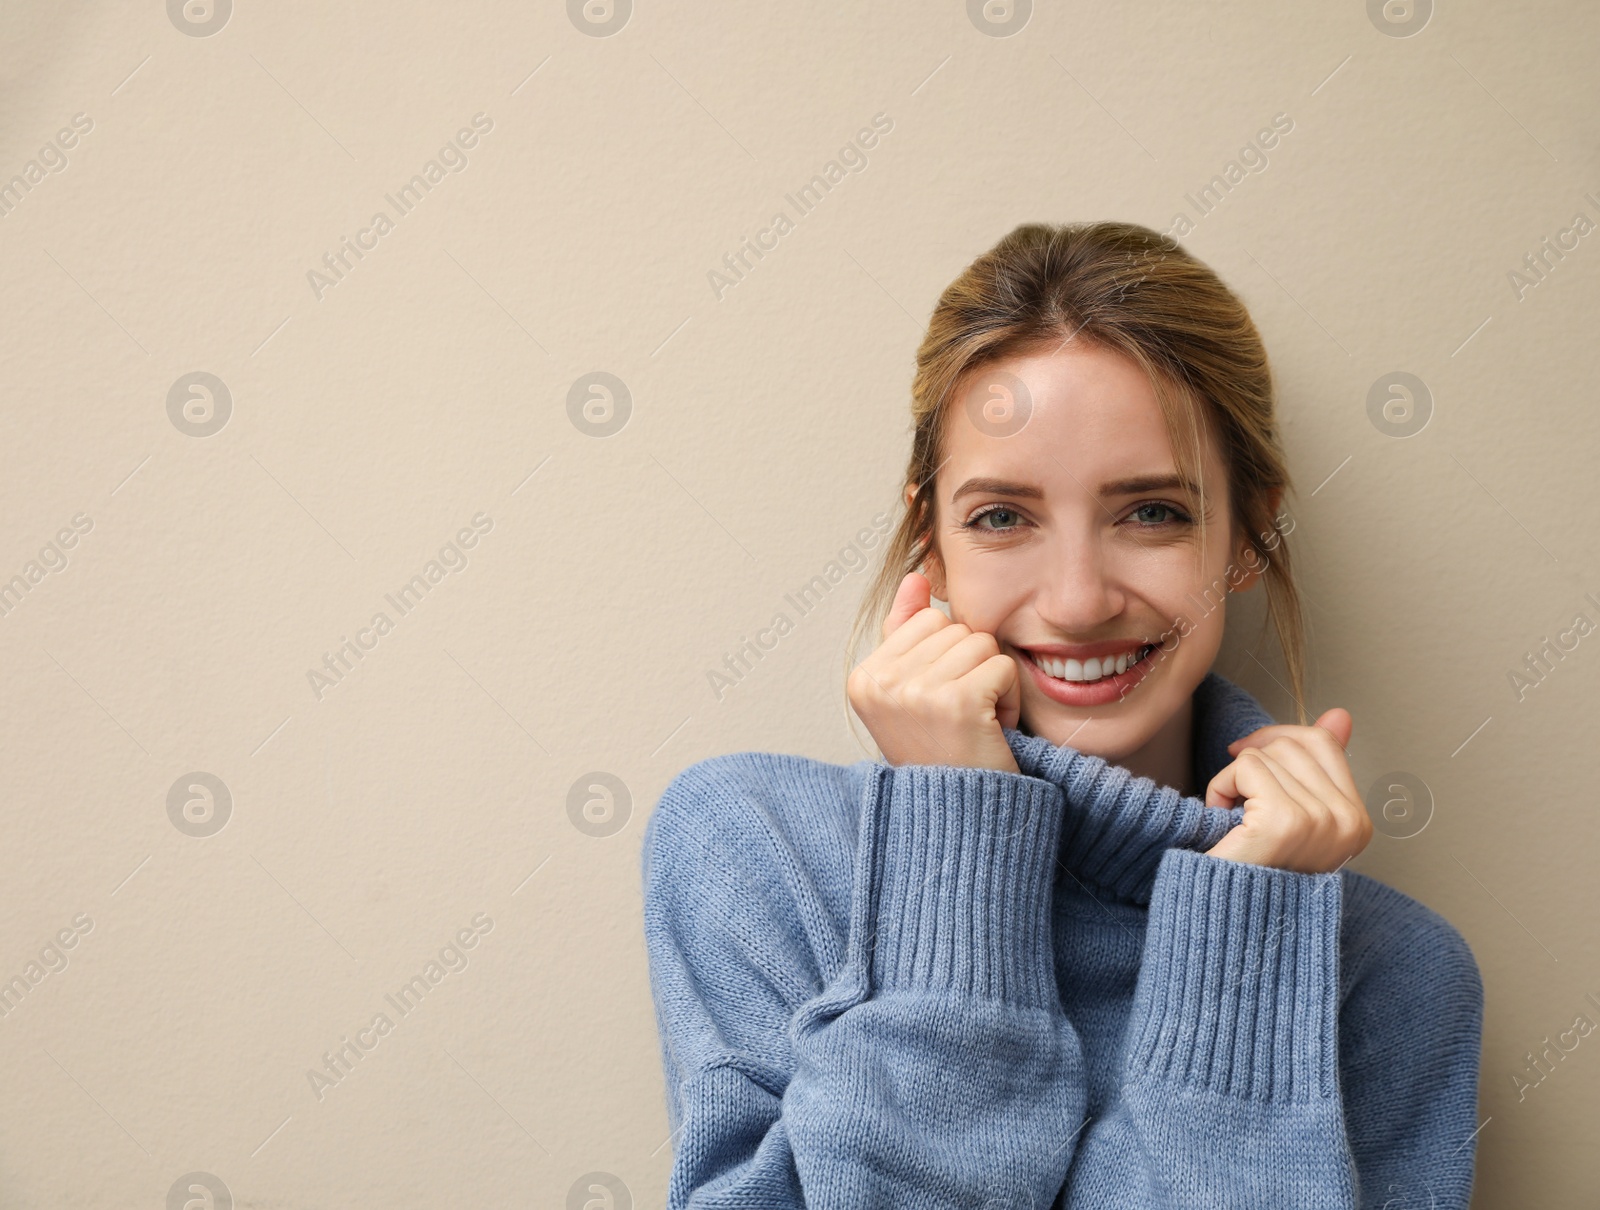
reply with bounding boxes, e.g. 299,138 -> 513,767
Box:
1030,529 -> 1126,635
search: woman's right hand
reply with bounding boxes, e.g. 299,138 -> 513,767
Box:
846,571 -> 1022,774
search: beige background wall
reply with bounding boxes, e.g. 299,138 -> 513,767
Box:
0,1 -> 1596,1206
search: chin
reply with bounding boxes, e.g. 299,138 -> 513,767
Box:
1019,657 -> 1202,766
1021,704 -> 1147,763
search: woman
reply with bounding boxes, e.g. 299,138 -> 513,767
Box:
641,221 -> 1484,1208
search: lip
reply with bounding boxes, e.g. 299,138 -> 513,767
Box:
1014,642 -> 1158,707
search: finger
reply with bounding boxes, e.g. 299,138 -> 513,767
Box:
1261,735 -> 1371,852
1314,707 -> 1354,750
1227,710 -> 1354,756
902,620 -> 976,670
926,629 -> 1003,683
996,656 -> 1022,731
876,602 -> 952,662
1205,747 -> 1277,808
1249,747 -> 1325,825
953,652 -> 1019,719
882,572 -> 931,639
1239,721 -> 1361,803
1255,738 -> 1346,822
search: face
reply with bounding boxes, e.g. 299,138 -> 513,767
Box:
912,340 -> 1269,768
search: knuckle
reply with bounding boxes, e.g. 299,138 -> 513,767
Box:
846,669 -> 870,704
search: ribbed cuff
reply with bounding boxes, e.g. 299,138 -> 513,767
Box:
1125,846 -> 1344,1103
857,763 -> 1065,1008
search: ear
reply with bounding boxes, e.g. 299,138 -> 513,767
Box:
1229,489 -> 1284,594
923,550 -> 948,601
1229,536 -> 1264,593
904,481 -> 950,600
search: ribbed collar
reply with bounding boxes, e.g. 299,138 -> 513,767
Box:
1002,671 -> 1276,906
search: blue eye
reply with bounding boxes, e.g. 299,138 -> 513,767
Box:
1129,502 -> 1191,527
962,505 -> 1025,532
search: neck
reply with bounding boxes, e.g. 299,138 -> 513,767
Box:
1118,693 -> 1196,798
1001,671 -> 1275,904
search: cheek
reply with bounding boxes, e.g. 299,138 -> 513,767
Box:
944,560 -> 1029,631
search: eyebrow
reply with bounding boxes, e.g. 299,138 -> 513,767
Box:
949,473 -> 1200,503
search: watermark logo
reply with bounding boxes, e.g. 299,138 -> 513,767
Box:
168,372 -> 233,437
967,0 -> 1032,37
166,1172 -> 232,1209
567,772 -> 631,838
566,1171 -> 632,1209
567,0 -> 632,37
1365,371 -> 1431,438
167,773 -> 233,838
963,368 -> 1033,438
168,0 -> 232,37
1367,0 -> 1432,38
1365,771 -> 1432,839
567,372 -> 632,437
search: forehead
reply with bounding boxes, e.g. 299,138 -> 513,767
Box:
939,341 -> 1216,491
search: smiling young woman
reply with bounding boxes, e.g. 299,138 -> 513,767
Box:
642,221 -> 1484,1208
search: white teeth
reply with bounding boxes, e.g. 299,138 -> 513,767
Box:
1030,646 -> 1150,684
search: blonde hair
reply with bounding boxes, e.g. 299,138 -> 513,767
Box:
844,220 -> 1307,750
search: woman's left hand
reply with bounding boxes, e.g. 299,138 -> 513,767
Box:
1203,708 -> 1373,873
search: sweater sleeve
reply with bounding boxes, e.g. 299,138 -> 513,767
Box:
1336,878 -> 1485,1209
1059,846 -> 1481,1209
641,756 -> 1088,1208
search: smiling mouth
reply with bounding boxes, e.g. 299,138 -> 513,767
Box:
1021,644 -> 1157,685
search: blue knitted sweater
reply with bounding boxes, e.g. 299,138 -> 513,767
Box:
641,672 -> 1484,1208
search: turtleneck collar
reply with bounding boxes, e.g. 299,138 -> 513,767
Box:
1002,671 -> 1277,906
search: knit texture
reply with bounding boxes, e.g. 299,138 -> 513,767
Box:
641,672 -> 1485,1208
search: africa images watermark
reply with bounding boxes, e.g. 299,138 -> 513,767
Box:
0,511 -> 94,621
1157,111 -> 1295,246
1510,986 -> 1600,1103
0,912 -> 94,1023
706,111 -> 894,301
305,112 -> 495,301
305,912 -> 493,1102
1505,589 -> 1600,703
1109,506 -> 1299,703
305,512 -> 494,701
705,510 -> 895,701
0,112 -> 94,220
1505,188 -> 1600,303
